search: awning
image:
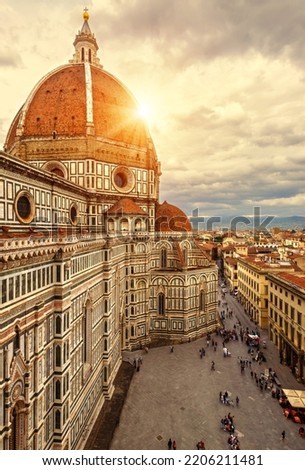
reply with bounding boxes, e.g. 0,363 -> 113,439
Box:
287,397 -> 305,408
282,388 -> 305,409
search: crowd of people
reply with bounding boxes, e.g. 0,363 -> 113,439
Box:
219,390 -> 235,406
158,279 -> 305,450
220,413 -> 235,433
217,281 -> 290,449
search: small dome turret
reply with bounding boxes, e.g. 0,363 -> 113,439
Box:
155,201 -> 192,232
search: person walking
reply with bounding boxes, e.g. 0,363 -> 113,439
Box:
167,438 -> 172,449
281,430 -> 286,440
172,440 -> 177,450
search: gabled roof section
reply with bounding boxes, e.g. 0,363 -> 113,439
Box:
107,198 -> 147,216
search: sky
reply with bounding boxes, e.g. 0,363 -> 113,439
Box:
1,0 -> 305,220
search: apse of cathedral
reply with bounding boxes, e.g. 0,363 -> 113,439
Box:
0,10 -> 218,449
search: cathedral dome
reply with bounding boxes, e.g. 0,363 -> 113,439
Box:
155,201 -> 192,232
5,64 -> 148,153
4,10 -> 158,173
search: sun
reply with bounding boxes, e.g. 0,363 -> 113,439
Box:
136,92 -> 161,127
137,102 -> 152,120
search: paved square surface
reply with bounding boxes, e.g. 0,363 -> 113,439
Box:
111,293 -> 305,450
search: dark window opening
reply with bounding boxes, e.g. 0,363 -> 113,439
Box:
17,196 -> 31,219
158,293 -> 165,315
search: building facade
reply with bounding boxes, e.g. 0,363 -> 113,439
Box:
223,257 -> 238,292
268,272 -> 305,383
237,257 -> 294,329
0,11 -> 218,449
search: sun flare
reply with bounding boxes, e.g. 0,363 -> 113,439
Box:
137,101 -> 154,123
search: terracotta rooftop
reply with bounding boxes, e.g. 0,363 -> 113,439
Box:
225,257 -> 238,266
155,201 -> 192,232
239,256 -> 294,271
6,64 -> 148,152
273,272 -> 305,290
106,198 -> 147,216
198,243 -> 216,250
221,244 -> 234,251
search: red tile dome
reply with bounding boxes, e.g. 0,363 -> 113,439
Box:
155,201 -> 192,232
5,63 -> 148,152
4,10 -> 158,173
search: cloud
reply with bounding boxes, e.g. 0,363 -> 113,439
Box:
96,0 -> 305,67
0,50 -> 22,68
1,0 -> 305,219
247,193 -> 305,207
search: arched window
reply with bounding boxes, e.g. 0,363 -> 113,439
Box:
158,293 -> 165,315
108,219 -> 115,231
120,218 -> 129,232
55,410 -> 61,429
135,218 -> 142,231
160,248 -> 167,268
55,380 -> 61,399
55,316 -> 61,334
81,47 -> 85,62
104,321 -> 107,333
199,290 -> 205,311
104,339 -> 108,352
83,300 -> 92,364
55,345 -> 61,367
183,248 -> 188,265
131,326 -> 135,336
13,326 -> 20,352
88,49 -> 92,63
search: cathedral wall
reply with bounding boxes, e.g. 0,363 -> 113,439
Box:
0,223 -> 121,449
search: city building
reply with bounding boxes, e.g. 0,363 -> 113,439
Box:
237,257 -> 294,329
268,272 -> 305,383
0,10 -> 218,449
223,257 -> 238,292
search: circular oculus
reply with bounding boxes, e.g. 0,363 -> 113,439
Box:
112,166 -> 135,193
14,190 -> 35,224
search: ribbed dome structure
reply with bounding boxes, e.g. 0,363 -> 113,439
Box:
4,11 -> 158,173
155,201 -> 192,232
5,64 -> 148,153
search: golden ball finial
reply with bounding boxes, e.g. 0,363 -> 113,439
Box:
83,7 -> 89,21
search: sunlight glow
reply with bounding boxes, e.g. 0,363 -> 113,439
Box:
138,103 -> 151,119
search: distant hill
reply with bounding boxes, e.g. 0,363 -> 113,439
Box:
267,216 -> 305,229
221,215 -> 305,230
190,215 -> 305,231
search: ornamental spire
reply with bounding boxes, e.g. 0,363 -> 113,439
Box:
70,8 -> 101,67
